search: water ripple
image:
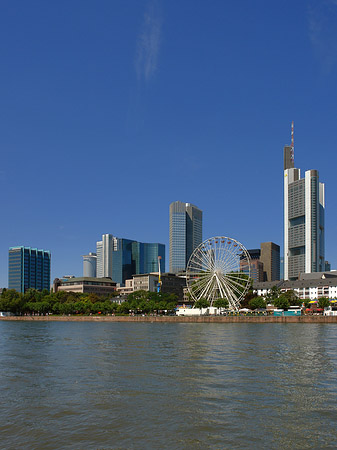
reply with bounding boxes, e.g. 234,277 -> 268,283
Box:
0,322 -> 337,449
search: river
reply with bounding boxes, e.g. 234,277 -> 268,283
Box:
0,321 -> 337,449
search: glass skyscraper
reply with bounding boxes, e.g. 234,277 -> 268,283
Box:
169,201 -> 203,273
8,246 -> 51,293
95,234 -> 165,285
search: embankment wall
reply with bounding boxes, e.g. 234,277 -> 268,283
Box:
1,315 -> 337,323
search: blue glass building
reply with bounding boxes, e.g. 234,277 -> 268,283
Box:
96,235 -> 165,285
143,243 -> 165,274
8,246 -> 51,293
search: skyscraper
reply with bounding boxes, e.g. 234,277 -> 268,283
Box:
260,242 -> 280,281
169,201 -> 203,273
284,126 -> 325,280
95,234 -> 165,285
8,246 -> 51,293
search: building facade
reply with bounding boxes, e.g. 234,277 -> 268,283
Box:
284,137 -> 325,280
260,242 -> 280,282
53,277 -> 116,296
82,252 -> 97,278
169,201 -> 203,273
242,249 -> 264,283
254,271 -> 337,301
8,246 -> 51,293
132,273 -> 186,300
95,234 -> 165,285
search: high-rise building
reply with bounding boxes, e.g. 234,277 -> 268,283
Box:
260,242 -> 280,282
284,126 -> 325,280
242,244 -> 280,282
242,249 -> 264,283
95,234 -> 165,285
169,201 -> 203,273
8,246 -> 51,293
82,252 -> 97,277
132,242 -> 165,274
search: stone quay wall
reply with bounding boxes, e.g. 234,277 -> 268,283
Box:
1,315 -> 337,323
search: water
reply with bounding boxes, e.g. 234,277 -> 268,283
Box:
1,322 -> 337,449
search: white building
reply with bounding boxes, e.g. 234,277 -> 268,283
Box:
82,252 -> 97,278
96,234 -> 118,278
254,272 -> 337,300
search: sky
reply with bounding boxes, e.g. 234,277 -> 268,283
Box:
1,0 -> 337,287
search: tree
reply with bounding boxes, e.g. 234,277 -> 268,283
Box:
249,297 -> 266,310
265,285 -> 281,303
127,290 -> 149,302
214,298 -> 229,308
303,299 -> 310,308
282,290 -> 301,306
273,295 -> 290,310
117,301 -> 131,314
318,297 -> 330,309
241,281 -> 256,308
194,298 -> 210,309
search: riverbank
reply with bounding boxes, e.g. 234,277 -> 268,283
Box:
1,315 -> 337,323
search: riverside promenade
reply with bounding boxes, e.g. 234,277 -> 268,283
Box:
1,315 -> 337,323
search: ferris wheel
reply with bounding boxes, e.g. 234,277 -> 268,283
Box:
186,236 -> 251,311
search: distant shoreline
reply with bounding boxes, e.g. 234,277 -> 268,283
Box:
1,315 -> 337,323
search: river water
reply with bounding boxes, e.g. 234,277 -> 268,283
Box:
1,321 -> 337,449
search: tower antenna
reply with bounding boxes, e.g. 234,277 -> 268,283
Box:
291,121 -> 294,163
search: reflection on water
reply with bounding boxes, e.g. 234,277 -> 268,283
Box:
0,322 -> 337,449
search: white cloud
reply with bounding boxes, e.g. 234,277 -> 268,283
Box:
135,0 -> 162,81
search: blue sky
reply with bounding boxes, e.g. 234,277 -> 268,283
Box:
1,0 -> 337,286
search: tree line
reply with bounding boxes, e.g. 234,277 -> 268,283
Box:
0,288 -> 178,316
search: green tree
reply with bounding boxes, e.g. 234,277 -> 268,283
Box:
117,301 -> 131,314
266,285 -> 281,303
127,290 -> 149,302
194,298 -> 210,308
282,290 -> 301,306
23,288 -> 42,303
318,297 -> 330,309
273,295 -> 290,310
214,298 -> 229,308
241,281 -> 256,308
249,297 -> 266,310
302,299 -> 310,308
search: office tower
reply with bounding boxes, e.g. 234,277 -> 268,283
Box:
8,246 -> 51,293
82,252 -> 97,277
169,201 -> 203,273
144,243 -> 165,273
260,242 -> 280,281
243,249 -> 264,283
284,125 -> 325,280
132,242 -> 165,274
96,234 -> 165,285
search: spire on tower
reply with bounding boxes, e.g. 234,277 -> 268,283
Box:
291,121 -> 294,163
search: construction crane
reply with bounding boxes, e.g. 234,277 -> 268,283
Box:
157,256 -> 162,293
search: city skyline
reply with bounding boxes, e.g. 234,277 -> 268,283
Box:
1,1 -> 337,287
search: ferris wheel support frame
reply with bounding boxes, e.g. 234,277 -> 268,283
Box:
186,236 -> 251,311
